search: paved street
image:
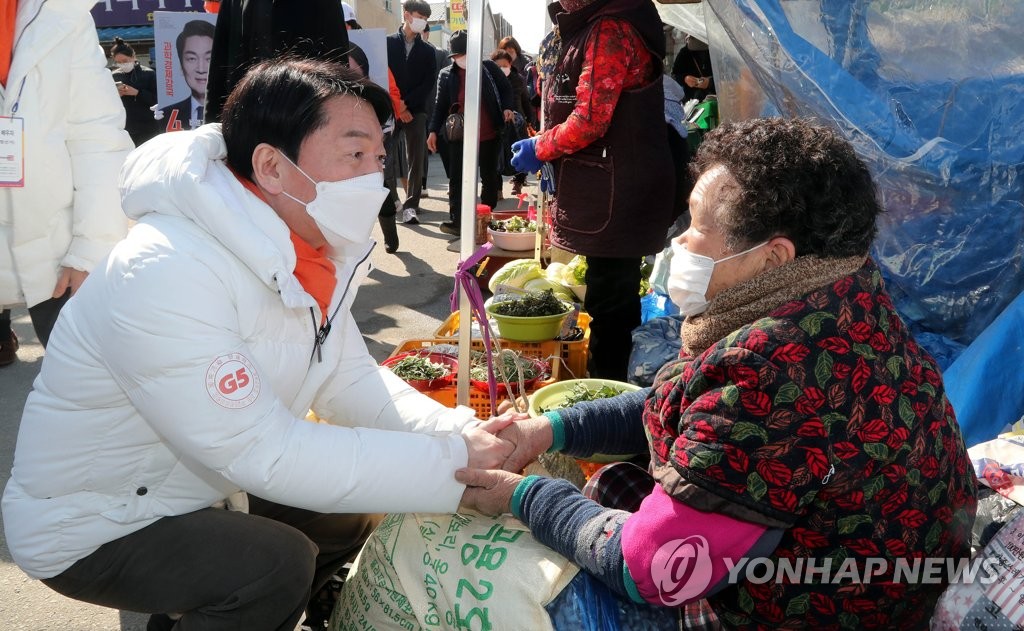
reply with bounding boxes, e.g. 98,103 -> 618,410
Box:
0,155 -> 531,629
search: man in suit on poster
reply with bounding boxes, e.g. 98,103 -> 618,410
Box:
160,19 -> 215,132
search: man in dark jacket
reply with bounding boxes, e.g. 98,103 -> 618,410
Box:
426,30 -> 514,236
386,0 -> 437,225
203,0 -> 351,124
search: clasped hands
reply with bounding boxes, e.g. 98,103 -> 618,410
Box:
459,411 -> 554,516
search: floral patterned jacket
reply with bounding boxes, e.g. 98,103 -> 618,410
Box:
646,259 -> 978,629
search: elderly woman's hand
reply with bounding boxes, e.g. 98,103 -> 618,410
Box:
494,416 -> 554,473
456,468 -> 523,516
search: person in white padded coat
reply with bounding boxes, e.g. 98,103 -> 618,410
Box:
2,58 -> 513,631
0,0 -> 134,364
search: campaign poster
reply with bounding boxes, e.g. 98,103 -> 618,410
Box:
347,29 -> 388,91
153,11 -> 217,133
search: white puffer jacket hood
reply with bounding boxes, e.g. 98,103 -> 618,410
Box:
119,124 -> 316,311
3,127 -> 477,579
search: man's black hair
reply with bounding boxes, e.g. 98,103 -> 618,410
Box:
403,1 -> 432,18
222,57 -> 392,180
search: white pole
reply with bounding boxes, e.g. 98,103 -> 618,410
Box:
456,0 -> 487,408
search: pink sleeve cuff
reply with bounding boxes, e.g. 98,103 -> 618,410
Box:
621,484 -> 767,606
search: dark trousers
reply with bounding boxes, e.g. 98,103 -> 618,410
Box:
381,130 -> 401,219
42,497 -> 379,631
583,256 -> 642,381
448,137 -> 501,223
0,290 -> 70,348
401,113 -> 428,209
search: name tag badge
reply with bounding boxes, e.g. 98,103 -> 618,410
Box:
0,116 -> 25,188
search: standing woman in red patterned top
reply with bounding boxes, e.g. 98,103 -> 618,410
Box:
512,0 -> 675,381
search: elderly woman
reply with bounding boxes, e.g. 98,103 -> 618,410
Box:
459,118 -> 977,629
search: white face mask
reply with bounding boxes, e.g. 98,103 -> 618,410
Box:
278,151 -> 389,250
667,240 -> 768,316
116,61 -> 135,73
454,57 -> 467,69
409,17 -> 427,33
500,66 -> 511,77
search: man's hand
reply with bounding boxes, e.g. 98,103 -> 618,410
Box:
399,109 -> 414,124
456,468 -> 523,516
462,417 -> 515,470
117,83 -> 139,97
53,267 -> 88,298
495,416 -> 554,473
511,138 -> 542,173
503,109 -> 515,124
684,75 -> 699,88
427,131 -> 439,154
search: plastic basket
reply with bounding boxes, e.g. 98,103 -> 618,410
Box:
387,339 -> 562,418
433,311 -> 590,380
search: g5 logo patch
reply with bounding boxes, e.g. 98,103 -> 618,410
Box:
206,353 -> 261,409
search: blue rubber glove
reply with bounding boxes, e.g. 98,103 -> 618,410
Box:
511,137 -> 543,173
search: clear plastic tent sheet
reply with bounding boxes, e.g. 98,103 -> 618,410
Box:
655,2 -> 707,42
686,0 -> 1024,368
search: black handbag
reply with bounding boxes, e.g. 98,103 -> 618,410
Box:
444,105 -> 464,142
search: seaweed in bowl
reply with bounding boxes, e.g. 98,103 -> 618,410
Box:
489,289 -> 569,317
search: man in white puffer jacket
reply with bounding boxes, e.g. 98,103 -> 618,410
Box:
2,58 -> 512,630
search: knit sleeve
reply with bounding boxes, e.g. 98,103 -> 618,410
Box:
547,387 -> 651,458
512,476 -> 635,600
534,19 -> 653,161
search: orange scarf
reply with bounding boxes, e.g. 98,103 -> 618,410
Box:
232,170 -> 337,325
0,0 -> 16,87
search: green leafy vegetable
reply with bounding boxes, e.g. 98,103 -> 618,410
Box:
538,382 -> 628,413
469,351 -> 542,382
565,255 -> 588,285
389,356 -> 450,381
490,290 -> 568,317
489,216 -> 538,233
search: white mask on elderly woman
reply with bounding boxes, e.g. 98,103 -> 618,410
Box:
667,240 -> 768,316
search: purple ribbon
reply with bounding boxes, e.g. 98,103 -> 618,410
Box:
450,243 -> 501,415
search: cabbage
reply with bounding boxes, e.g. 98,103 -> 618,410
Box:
545,262 -> 568,283
487,259 -> 544,293
523,277 -> 576,302
565,255 -> 587,285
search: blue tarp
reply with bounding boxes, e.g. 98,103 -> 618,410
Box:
684,0 -> 1024,443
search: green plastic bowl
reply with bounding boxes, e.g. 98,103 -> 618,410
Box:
528,379 -> 642,463
485,300 -> 572,342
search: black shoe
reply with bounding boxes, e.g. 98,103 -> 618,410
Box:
0,330 -> 17,367
439,221 -> 459,236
